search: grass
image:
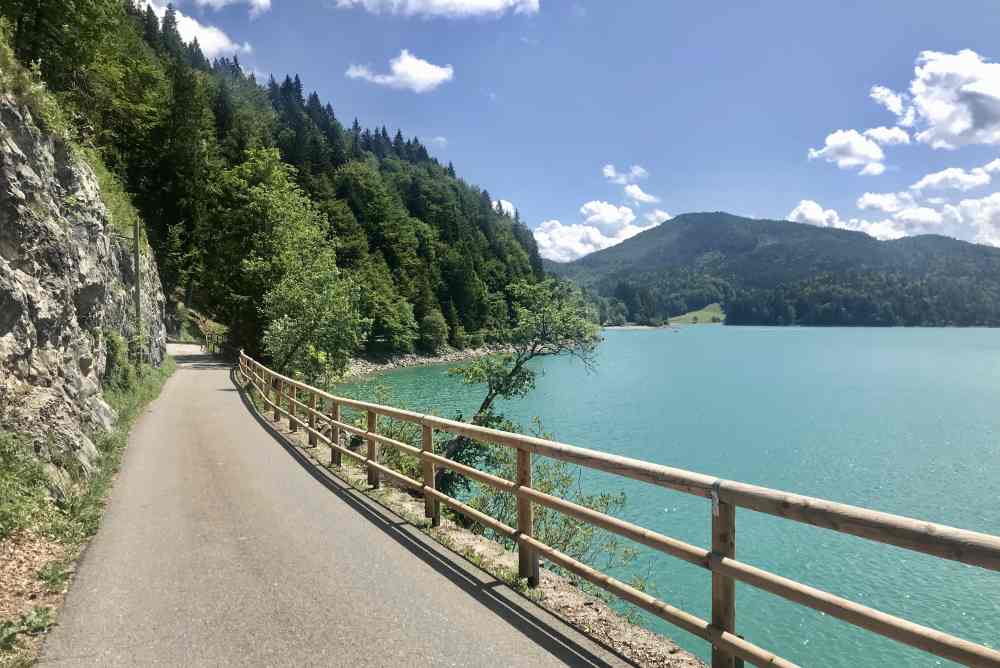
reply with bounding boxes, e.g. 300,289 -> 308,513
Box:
0,357 -> 175,662
670,302 -> 725,325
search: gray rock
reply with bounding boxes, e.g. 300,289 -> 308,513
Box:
0,93 -> 166,488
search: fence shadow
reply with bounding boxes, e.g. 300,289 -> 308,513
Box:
229,367 -> 642,668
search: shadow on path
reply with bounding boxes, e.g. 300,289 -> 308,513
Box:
229,367 -> 640,668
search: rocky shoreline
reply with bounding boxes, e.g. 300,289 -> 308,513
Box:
344,345 -> 509,379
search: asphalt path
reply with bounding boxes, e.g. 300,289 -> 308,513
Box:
40,345 -> 636,667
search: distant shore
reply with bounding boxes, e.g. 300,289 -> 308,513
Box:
345,345 -> 507,379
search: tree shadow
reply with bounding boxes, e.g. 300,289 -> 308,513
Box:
229,367 -> 642,668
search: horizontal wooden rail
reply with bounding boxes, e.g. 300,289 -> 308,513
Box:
236,351 -> 1000,668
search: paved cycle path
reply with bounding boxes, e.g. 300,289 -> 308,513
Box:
40,345 -> 636,667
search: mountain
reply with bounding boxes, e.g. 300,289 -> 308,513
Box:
548,212 -> 1000,326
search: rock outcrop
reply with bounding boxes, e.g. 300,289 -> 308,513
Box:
0,93 -> 166,491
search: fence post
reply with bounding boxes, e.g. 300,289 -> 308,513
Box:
367,409 -> 379,488
422,425 -> 440,527
330,402 -> 341,467
711,497 -> 737,668
273,376 -> 281,422
288,384 -> 297,432
517,449 -> 539,587
308,392 -> 317,447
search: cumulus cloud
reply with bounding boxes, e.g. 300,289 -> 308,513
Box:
911,167 -> 989,192
492,199 -> 515,216
194,0 -> 271,17
430,135 -> 448,148
645,209 -> 672,224
333,0 -> 539,17
602,163 -> 647,185
808,129 -> 885,175
856,191 -> 914,213
895,206 -> 944,225
346,50 -> 453,93
533,219 -> 657,262
907,50 -> 1000,149
863,126 -> 910,145
142,0 -> 251,57
579,200 -> 636,230
787,200 -> 906,240
624,184 -> 660,204
870,85 -> 916,126
949,193 -> 1000,246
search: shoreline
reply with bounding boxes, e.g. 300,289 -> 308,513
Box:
344,345 -> 508,379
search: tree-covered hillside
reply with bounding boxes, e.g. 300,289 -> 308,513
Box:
549,212 -> 1000,326
0,0 -> 543,369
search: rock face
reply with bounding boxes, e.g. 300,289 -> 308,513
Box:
0,93 -> 166,490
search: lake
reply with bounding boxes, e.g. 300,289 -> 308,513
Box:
342,327 -> 1000,666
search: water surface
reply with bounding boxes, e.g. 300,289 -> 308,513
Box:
343,328 -> 1000,666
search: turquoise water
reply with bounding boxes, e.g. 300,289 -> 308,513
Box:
343,328 -> 1000,666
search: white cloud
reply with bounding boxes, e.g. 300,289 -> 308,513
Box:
907,50 -> 1000,149
624,183 -> 660,204
430,135 -> 448,148
911,166 -> 992,191
142,0 -> 251,57
950,193 -> 1000,246
870,85 -> 916,127
333,0 -> 539,17
645,209 -> 672,224
492,199 -> 515,216
579,200 -> 636,231
787,200 -> 907,240
193,0 -> 271,17
808,129 -> 885,175
602,163 -> 647,185
895,206 -> 943,226
346,50 -> 453,93
856,192 -> 914,213
863,126 -> 910,145
533,218 -> 658,262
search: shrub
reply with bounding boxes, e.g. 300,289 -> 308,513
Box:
465,331 -> 485,348
103,331 -> 136,393
0,433 -> 49,540
418,310 -> 448,353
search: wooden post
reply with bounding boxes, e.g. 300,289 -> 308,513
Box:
330,402 -> 341,467
288,384 -> 297,432
273,377 -> 281,421
712,499 -> 737,668
367,409 -> 379,488
422,425 -> 440,526
308,392 -> 317,446
517,449 -> 539,586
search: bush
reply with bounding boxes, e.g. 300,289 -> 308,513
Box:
465,331 -> 485,348
418,310 -> 448,353
103,331 -> 136,393
449,325 -> 466,349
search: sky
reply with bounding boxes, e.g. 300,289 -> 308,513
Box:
145,0 -> 1000,262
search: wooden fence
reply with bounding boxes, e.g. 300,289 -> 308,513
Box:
236,351 -> 1000,668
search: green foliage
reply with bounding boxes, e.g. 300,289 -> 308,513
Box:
553,212 -> 1000,327
440,279 -> 601,496
0,19 -> 68,135
0,607 -> 53,653
418,310 -> 449,353
0,434 -> 49,541
103,331 -> 137,393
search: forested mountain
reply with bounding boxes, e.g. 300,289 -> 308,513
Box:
0,0 -> 543,364
549,212 -> 1000,326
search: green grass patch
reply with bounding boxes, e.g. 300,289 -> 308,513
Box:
0,357 -> 175,659
670,302 -> 725,324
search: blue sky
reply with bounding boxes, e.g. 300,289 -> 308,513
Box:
148,0 -> 1000,261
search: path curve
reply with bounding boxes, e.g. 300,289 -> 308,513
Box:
40,345 -> 634,667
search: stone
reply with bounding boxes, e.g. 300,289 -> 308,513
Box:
0,93 -> 166,481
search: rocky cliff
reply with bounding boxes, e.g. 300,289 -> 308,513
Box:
0,93 -> 166,491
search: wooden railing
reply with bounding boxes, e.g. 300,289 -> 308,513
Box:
236,351 -> 1000,668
